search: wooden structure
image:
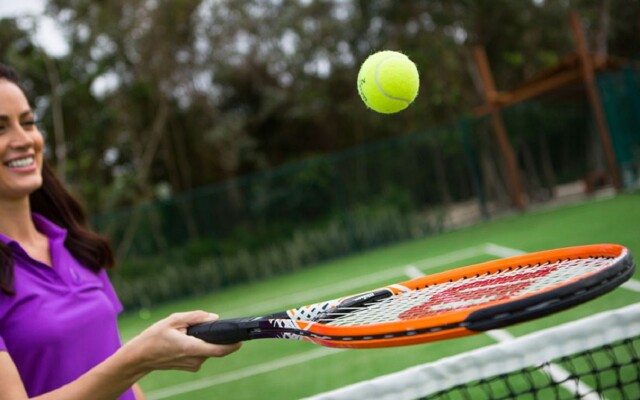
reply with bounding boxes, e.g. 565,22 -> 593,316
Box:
472,11 -> 624,210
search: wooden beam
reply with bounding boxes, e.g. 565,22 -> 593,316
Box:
570,11 -> 622,191
472,46 -> 526,211
503,68 -> 583,107
473,68 -> 583,115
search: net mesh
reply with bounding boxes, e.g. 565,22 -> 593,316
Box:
425,336 -> 639,399
305,302 -> 640,400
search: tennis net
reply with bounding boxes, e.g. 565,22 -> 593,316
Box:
306,302 -> 640,400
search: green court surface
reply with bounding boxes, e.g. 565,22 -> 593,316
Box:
118,192 -> 640,399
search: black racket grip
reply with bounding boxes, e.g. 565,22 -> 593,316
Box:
187,318 -> 260,344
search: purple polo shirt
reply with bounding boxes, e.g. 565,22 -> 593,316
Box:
0,213 -> 135,400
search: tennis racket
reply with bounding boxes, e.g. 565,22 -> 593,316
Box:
187,244 -> 634,349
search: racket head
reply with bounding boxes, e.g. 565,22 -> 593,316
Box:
295,244 -> 634,348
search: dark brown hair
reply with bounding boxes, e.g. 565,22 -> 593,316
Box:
0,63 -> 115,295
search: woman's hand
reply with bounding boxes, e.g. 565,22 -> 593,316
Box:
119,311 -> 242,374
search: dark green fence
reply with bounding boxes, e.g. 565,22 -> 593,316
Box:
95,68 -> 640,309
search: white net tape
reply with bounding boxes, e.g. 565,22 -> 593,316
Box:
305,302 -> 640,400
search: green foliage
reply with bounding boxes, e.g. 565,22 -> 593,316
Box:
248,160 -> 338,223
110,202 -> 443,309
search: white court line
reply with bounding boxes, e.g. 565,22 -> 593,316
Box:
622,280 -> 640,293
147,348 -> 345,400
403,265 -> 424,279
483,242 -> 526,257
484,329 -> 514,343
146,246 -> 487,400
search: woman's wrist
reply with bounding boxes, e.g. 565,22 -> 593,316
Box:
107,342 -> 152,382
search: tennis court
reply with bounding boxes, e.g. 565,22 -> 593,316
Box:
119,192 -> 640,399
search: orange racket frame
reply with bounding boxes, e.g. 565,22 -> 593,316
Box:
188,244 -> 634,349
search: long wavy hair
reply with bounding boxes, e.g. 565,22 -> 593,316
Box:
0,64 -> 115,295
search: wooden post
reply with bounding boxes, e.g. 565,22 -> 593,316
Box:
472,46 -> 526,211
570,11 -> 622,191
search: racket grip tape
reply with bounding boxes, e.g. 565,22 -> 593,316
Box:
187,318 -> 260,344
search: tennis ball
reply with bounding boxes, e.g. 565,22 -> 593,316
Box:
357,50 -> 420,114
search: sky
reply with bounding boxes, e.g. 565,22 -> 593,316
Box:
0,0 -> 69,56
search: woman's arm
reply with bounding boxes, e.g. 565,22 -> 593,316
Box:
0,352 -> 29,399
132,384 -> 145,400
0,311 -> 240,400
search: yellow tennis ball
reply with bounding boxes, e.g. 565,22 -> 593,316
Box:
357,50 -> 420,114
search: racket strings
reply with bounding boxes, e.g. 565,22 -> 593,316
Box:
322,256 -> 615,327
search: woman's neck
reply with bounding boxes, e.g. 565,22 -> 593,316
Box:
0,198 -> 41,244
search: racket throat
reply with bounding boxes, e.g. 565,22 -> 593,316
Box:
316,288 -> 394,322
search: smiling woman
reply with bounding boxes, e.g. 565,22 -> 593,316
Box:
0,63 -> 242,400
0,78 -> 44,201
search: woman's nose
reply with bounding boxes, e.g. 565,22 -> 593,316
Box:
8,125 -> 34,148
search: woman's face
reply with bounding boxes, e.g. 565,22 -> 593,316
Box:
0,79 -> 44,201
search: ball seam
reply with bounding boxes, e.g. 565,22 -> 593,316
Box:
374,55 -> 411,104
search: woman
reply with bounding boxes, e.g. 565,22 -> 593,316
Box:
0,63 -> 241,400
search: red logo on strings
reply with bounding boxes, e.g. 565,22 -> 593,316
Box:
399,264 -> 558,320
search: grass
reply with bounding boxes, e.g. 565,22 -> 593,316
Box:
117,192 -> 640,399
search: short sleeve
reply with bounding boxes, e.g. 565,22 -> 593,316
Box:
98,269 -> 124,314
0,335 -> 6,351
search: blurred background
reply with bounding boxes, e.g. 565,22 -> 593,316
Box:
1,0 -> 639,310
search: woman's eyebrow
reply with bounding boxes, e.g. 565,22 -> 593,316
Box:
0,110 -> 33,122
0,110 -> 33,121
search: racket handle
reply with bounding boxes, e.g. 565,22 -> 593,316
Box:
187,318 -> 259,344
